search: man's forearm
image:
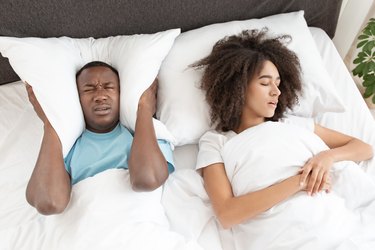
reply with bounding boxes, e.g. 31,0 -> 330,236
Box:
26,124 -> 71,215
128,107 -> 168,191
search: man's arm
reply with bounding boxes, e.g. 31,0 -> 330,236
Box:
25,83 -> 71,215
128,79 -> 169,191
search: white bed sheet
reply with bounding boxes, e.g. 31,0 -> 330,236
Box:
1,27 -> 375,249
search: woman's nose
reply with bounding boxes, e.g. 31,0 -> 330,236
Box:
271,85 -> 281,96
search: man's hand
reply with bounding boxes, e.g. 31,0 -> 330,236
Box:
138,78 -> 158,117
25,82 -> 50,125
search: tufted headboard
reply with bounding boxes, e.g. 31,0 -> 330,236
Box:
0,0 -> 342,85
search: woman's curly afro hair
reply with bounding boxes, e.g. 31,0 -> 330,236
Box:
192,28 -> 303,132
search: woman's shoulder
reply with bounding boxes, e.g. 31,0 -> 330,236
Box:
201,129 -> 236,142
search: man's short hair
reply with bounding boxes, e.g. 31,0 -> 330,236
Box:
76,61 -> 119,79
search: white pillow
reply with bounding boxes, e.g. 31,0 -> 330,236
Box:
158,11 -> 345,146
0,29 -> 180,156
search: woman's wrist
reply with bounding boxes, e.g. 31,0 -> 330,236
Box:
322,149 -> 336,163
291,174 -> 305,191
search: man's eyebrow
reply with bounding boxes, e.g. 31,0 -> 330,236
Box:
102,81 -> 114,85
80,81 -> 114,87
78,82 -> 95,88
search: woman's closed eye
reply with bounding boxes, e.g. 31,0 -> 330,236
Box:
260,82 -> 270,86
260,81 -> 280,87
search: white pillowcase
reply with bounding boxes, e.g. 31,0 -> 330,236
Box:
158,11 -> 345,146
0,29 -> 180,156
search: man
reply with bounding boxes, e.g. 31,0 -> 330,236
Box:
25,61 -> 174,215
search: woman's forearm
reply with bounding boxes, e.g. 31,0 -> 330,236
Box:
314,124 -> 373,163
327,138 -> 373,163
213,175 -> 302,229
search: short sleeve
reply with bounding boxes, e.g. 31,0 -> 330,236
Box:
157,139 -> 175,173
280,114 -> 315,132
196,130 -> 229,170
64,149 -> 73,175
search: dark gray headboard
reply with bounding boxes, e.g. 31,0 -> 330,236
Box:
0,0 -> 342,85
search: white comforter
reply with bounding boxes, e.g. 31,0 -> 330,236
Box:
0,169 -> 203,250
163,122 -> 375,250
224,121 -> 375,249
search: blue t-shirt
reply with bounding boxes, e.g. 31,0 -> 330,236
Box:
64,123 -> 174,184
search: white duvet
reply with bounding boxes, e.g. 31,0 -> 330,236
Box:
0,169 -> 203,250
222,121 -> 375,250
163,122 -> 375,250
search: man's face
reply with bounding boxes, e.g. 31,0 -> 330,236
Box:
76,66 -> 120,133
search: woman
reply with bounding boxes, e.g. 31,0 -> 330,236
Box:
193,29 -> 374,249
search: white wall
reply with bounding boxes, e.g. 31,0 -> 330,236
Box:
333,0 -> 375,108
333,0 -> 375,59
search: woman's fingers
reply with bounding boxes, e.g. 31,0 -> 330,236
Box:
318,173 -> 329,193
312,170 -> 324,194
300,160 -> 312,187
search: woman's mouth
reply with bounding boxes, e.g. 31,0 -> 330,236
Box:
268,101 -> 278,108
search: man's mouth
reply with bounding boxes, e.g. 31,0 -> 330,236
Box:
93,105 -> 111,115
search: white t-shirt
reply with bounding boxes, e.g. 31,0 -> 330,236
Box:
196,115 -> 314,170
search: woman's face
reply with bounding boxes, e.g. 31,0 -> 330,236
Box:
243,60 -> 281,124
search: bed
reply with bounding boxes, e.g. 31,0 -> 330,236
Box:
1,1 -> 375,250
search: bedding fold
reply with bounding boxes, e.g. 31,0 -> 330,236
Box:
0,169 -> 203,250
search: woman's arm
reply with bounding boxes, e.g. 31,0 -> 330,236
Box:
315,124 -> 373,162
128,79 -> 169,191
203,162 -> 305,229
25,83 -> 71,215
300,124 -> 373,195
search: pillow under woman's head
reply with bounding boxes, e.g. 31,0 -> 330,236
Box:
0,29 -> 180,156
158,11 -> 345,146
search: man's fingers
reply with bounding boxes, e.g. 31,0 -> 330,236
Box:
150,78 -> 158,89
25,83 -> 36,103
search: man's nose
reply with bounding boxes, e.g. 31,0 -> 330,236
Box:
93,89 -> 108,102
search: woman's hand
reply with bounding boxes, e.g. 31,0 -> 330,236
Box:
300,172 -> 331,194
299,150 -> 334,195
25,82 -> 50,125
138,78 -> 158,117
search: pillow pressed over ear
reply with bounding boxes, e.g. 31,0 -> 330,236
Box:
158,11 -> 345,146
0,28 -> 180,156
